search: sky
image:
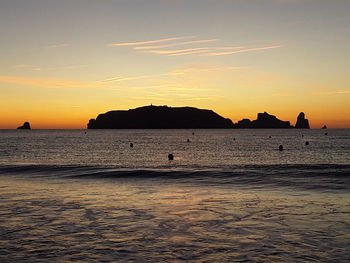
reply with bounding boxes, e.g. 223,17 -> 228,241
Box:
1,0 -> 349,128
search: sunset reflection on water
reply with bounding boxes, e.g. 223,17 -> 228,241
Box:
1,175 -> 349,262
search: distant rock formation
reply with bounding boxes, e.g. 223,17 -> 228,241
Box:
295,112 -> 310,129
88,106 -> 311,129
88,105 -> 234,129
234,112 -> 292,128
236,118 -> 252,128
17,122 -> 31,130
322,125 -> 327,129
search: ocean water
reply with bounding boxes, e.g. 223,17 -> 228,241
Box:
0,129 -> 349,262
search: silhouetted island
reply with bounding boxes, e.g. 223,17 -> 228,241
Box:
17,122 -> 31,130
88,106 -> 310,129
88,105 -> 234,129
295,112 -> 310,129
235,112 -> 292,128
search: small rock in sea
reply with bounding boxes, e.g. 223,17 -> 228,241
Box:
187,138 -> 191,143
130,143 -> 133,148
168,154 -> 174,160
295,112 -> 310,129
17,122 -> 31,130
305,141 -> 309,146
269,136 -> 272,138
279,145 -> 283,151
325,132 -> 328,136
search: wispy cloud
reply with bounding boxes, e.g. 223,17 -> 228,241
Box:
167,64 -> 243,75
99,64 -> 243,84
13,64 -> 41,71
162,86 -> 204,91
142,46 -> 247,56
169,50 -> 216,56
131,96 -> 166,101
47,43 -> 69,49
168,50 -> 217,56
92,63 -> 253,105
0,76 -> 103,89
109,37 -> 190,47
183,97 -> 212,101
201,46 -> 282,56
319,90 -> 350,95
109,36 -> 282,57
59,65 -> 88,70
13,64 -> 88,71
100,75 -> 152,83
142,47 -> 212,55
133,39 -> 219,50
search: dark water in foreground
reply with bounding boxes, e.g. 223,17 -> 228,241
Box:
0,129 -> 349,262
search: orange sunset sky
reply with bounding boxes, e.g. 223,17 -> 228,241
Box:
1,0 -> 349,129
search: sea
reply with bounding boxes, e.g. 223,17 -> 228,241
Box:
0,129 -> 349,262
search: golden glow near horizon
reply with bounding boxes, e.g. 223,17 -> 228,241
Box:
1,0 -> 349,129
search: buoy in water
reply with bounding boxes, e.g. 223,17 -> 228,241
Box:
168,154 -> 174,160
279,145 -> 283,151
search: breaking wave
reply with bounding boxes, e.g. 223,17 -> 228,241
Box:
1,163 -> 349,191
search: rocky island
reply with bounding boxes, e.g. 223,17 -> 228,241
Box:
17,122 -> 31,130
295,112 -> 310,129
88,105 -> 310,129
88,105 -> 234,129
235,112 -> 292,128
